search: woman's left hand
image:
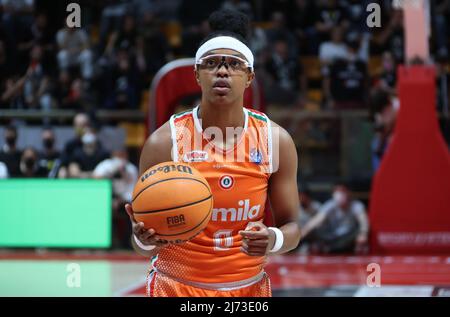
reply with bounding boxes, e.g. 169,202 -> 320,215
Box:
239,221 -> 276,256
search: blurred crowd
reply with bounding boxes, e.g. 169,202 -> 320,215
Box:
0,0 -> 448,111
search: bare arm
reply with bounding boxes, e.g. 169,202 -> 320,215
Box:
126,122 -> 173,257
239,123 -> 301,255
266,123 -> 302,254
137,122 -> 173,174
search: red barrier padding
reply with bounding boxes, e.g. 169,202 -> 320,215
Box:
369,66 -> 450,254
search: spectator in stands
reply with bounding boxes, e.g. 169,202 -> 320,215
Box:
341,0 -> 371,35
300,184 -> 369,254
298,189 -> 321,254
132,0 -> 181,23
93,149 -> 138,202
38,127 -> 60,178
265,11 -> 298,59
68,130 -> 109,178
98,0 -> 132,53
320,28 -> 369,67
178,0 -> 219,56
59,113 -> 91,178
435,50 -> 449,115
374,9 -> 404,63
370,88 -> 397,172
137,11 -> 172,77
313,0 -> 347,45
178,0 -> 220,30
0,125 -> 22,177
18,147 -> 48,178
1,1 -> 35,38
105,14 -> 139,55
93,149 -> 138,248
54,70 -> 82,109
299,189 -> 322,228
0,71 -> 27,109
339,0 -> 373,65
319,26 -> 348,65
30,12 -> 57,73
99,13 -> 148,109
2,0 -> 36,73
297,189 -> 322,253
432,0 -> 449,57
221,0 -> 253,17
373,51 -> 397,96
107,47 -> 141,109
247,19 -> 268,68
323,38 -> 368,110
23,45 -> 53,109
31,12 -> 55,51
0,39 -> 12,83
0,40 -> 23,108
263,37 -> 307,105
12,11 -> 55,74
0,161 -> 8,178
288,0 -> 319,55
56,24 -> 94,80
260,0 -> 291,20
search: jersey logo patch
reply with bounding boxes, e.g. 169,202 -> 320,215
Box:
249,148 -> 262,164
219,175 -> 234,190
183,150 -> 208,162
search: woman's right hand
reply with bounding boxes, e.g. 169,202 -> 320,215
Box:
125,203 -> 169,247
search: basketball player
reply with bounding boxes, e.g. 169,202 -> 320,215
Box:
125,10 -> 301,297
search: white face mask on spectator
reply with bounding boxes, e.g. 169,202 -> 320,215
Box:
333,191 -> 347,206
82,133 -> 97,155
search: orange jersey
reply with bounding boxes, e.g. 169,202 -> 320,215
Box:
152,105 -> 273,286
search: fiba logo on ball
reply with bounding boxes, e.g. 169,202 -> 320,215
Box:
167,214 -> 186,228
219,175 -> 234,190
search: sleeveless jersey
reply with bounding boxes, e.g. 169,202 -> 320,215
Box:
152,105 -> 273,284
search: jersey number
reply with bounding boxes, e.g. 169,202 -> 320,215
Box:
213,230 -> 233,251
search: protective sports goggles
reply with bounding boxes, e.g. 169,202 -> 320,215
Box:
196,54 -> 252,73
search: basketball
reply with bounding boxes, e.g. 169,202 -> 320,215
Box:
131,161 -> 213,242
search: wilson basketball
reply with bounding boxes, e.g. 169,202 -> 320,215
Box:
132,161 -> 213,242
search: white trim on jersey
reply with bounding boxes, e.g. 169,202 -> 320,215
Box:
169,114 -> 179,162
192,105 -> 250,154
265,113 -> 273,174
146,270 -> 157,297
193,105 -> 249,135
243,108 -> 249,134
192,105 -> 203,134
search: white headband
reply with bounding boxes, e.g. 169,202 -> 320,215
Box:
195,36 -> 254,69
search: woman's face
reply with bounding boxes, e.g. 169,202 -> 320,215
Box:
195,48 -> 254,106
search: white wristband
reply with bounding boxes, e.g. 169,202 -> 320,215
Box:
134,234 -> 156,251
268,227 -> 284,253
